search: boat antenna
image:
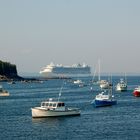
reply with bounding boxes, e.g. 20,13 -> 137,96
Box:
58,80 -> 64,102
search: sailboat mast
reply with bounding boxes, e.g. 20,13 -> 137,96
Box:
125,73 -> 127,84
98,59 -> 101,81
92,64 -> 97,82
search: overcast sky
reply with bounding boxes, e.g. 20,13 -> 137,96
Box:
0,0 -> 140,75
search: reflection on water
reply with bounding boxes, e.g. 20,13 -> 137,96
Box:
32,117 -> 64,125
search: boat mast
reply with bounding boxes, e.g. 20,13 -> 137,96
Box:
108,74 -> 113,97
125,73 -> 127,84
58,81 -> 64,102
98,59 -> 101,81
92,64 -> 97,82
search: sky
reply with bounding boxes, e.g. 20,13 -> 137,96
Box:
0,0 -> 140,75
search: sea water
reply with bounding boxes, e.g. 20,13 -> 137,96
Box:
0,76 -> 140,140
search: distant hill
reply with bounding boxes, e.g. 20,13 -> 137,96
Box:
0,60 -> 23,81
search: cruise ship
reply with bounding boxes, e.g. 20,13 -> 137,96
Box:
40,62 -> 91,78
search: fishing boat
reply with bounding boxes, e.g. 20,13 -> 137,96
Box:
31,98 -> 81,118
92,86 -> 117,107
133,86 -> 140,97
116,78 -> 127,91
0,85 -> 9,96
31,83 -> 81,118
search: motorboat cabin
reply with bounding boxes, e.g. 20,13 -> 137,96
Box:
41,100 -> 66,111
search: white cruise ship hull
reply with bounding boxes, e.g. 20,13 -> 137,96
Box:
40,72 -> 91,78
31,107 -> 81,118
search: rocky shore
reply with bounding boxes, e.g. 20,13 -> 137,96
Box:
0,75 -> 24,82
0,60 -> 33,82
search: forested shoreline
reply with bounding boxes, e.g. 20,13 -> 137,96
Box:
0,60 -> 23,81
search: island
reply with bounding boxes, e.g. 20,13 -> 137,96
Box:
0,60 -> 24,81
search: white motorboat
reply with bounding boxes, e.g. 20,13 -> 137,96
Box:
31,83 -> 81,118
0,85 -> 9,96
116,78 -> 127,91
31,98 -> 81,118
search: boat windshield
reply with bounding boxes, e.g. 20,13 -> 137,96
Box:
41,102 -> 65,108
41,102 -> 46,107
41,102 -> 49,107
41,102 -> 58,108
57,102 -> 65,107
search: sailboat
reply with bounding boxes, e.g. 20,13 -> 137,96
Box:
99,80 -> 112,89
31,82 -> 81,118
93,59 -> 111,89
91,59 -> 101,85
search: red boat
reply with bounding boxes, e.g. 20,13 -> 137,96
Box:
133,86 -> 140,97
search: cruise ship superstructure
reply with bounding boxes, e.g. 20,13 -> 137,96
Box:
40,62 -> 91,78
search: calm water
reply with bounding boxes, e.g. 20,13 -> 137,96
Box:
0,76 -> 140,140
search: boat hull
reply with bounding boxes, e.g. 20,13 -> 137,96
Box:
133,91 -> 140,97
31,107 -> 81,118
116,86 -> 127,91
40,72 -> 91,78
0,92 -> 9,96
93,99 -> 117,107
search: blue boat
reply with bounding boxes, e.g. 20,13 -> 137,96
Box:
92,89 -> 117,107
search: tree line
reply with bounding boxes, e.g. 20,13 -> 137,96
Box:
0,60 -> 17,76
